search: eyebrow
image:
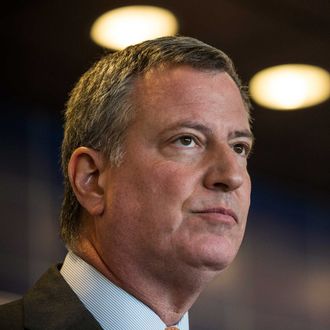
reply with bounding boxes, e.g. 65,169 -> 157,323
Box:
228,130 -> 254,143
167,121 -> 254,143
170,121 -> 213,135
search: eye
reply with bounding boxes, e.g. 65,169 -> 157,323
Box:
173,135 -> 198,148
233,143 -> 251,157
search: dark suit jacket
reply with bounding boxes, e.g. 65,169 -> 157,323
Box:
0,265 -> 102,329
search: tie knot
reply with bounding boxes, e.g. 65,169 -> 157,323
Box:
165,327 -> 180,330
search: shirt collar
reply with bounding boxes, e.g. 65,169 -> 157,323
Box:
60,251 -> 189,330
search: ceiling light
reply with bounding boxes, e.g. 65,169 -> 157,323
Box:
90,5 -> 179,50
249,64 -> 330,110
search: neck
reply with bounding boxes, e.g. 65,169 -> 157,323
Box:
73,235 -> 213,325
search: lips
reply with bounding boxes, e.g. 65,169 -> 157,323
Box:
191,207 -> 238,223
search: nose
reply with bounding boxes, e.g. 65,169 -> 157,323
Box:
203,146 -> 246,192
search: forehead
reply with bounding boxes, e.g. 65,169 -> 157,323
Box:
130,65 -> 250,130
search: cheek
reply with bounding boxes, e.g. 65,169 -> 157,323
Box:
242,174 -> 252,213
131,161 -> 198,229
103,162 -> 198,255
146,161 -> 198,201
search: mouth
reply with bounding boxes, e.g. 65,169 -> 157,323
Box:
191,207 -> 238,224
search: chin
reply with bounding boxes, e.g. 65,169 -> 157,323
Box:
176,232 -> 243,273
201,254 -> 236,271
182,244 -> 240,272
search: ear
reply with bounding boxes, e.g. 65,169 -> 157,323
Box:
68,147 -> 107,216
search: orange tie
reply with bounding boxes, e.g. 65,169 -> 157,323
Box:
165,327 -> 180,330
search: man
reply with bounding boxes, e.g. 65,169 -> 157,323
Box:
0,36 -> 253,329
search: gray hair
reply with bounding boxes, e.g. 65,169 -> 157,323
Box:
60,35 -> 251,246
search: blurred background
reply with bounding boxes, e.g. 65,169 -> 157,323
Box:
0,1 -> 329,329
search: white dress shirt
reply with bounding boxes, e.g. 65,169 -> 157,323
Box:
60,251 -> 189,330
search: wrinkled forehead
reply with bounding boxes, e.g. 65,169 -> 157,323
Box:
130,65 -> 250,121
130,64 -> 251,119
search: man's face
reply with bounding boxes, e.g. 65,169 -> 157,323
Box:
97,66 -> 252,278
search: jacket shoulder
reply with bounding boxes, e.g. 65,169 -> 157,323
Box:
0,265 -> 102,330
24,265 -> 102,330
0,298 -> 24,329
